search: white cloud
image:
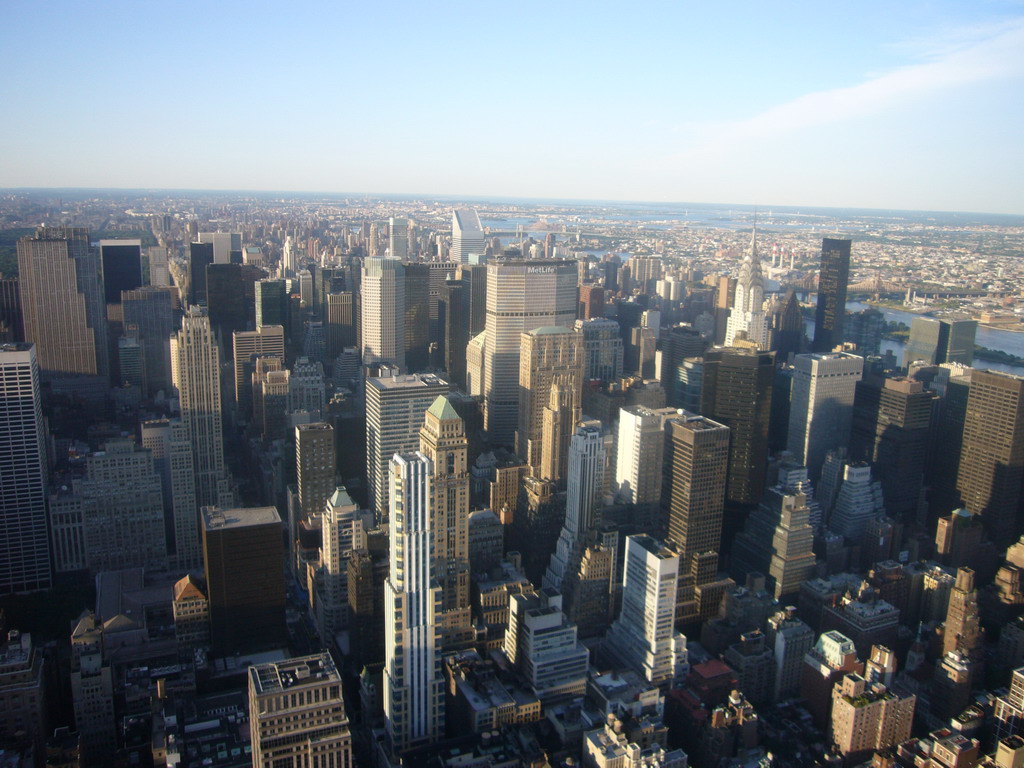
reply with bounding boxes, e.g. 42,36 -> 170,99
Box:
671,17 -> 1024,162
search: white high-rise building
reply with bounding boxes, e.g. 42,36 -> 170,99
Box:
451,209 -> 485,264
787,352 -> 863,482
545,421 -> 606,590
604,535 -> 689,687
389,217 -> 410,261
365,373 -> 450,518
614,405 -> 676,505
282,235 -> 296,275
0,343 -> 51,593
171,308 -> 232,508
384,452 -> 444,753
361,257 -> 406,371
141,418 -> 199,570
483,259 -> 578,445
725,230 -> 770,348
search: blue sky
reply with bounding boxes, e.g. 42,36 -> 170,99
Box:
2,1 -> 1022,213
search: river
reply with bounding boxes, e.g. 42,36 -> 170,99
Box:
801,299 -> 1024,375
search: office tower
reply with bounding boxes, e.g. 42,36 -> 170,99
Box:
198,231 -> 241,264
662,412 -> 730,623
935,508 -> 986,573
604,536 -> 689,687
538,381 -> 580,487
800,631 -> 864,728
731,486 -> 815,601
811,238 -> 851,353
771,289 -> 804,362
483,259 -> 578,444
74,440 -> 166,572
255,278 -> 289,328
956,370 -> 1024,545
944,567 -> 983,660
452,208 -> 485,264
388,216 -> 409,260
141,418 -> 199,571
844,308 -> 884,356
545,422 -> 605,589
171,308 -> 230,508
928,372 -> 971,516
662,324 -> 708,405
724,231 -> 769,348
201,506 -> 286,656
629,255 -> 664,293
459,263 -> 488,337
0,277 -> 22,341
0,343 -> 50,593
296,422 -> 336,523
766,608 -> 815,702
98,239 -> 142,306
289,357 -> 325,416
248,653 -> 352,768
404,262 -> 430,372
904,317 -> 978,368
576,317 -> 624,383
701,347 -> 775,507
365,373 -> 450,517
316,486 -> 358,636
503,588 -> 589,702
252,360 -> 290,441
0,629 -> 47,754
828,463 -> 885,542
324,291 -> 357,362
69,614 -> 116,761
629,325 -> 657,378
122,287 -> 174,396
517,326 -> 584,472
993,668 -> 1024,742
282,235 -> 297,274
232,324 -> 285,420
418,396 -> 473,646
851,376 -> 937,520
615,405 -> 672,505
146,245 -> 170,287
439,274 -> 467,386
17,227 -> 108,383
205,263 -> 265,356
787,352 -> 863,482
361,257 -> 406,370
830,670 -> 915,763
579,284 -> 605,320
384,453 -> 445,752
187,241 -> 214,306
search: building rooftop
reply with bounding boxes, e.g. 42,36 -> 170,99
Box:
526,325 -> 574,336
426,394 -> 460,422
249,652 -> 340,697
202,506 -> 281,531
366,372 -> 450,391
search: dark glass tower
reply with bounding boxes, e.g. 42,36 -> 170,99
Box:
811,238 -> 851,354
188,241 -> 214,307
99,240 -> 143,305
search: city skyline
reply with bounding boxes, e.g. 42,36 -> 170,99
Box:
1,2 -> 1022,214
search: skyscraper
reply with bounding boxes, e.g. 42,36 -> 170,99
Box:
365,373 -> 450,517
122,286 -> 174,397
0,343 -> 50,593
202,506 -> 286,656
604,535 -> 689,687
187,241 -> 214,307
451,208 -> 485,264
248,653 -> 352,768
404,262 -> 430,372
576,317 -> 624,383
614,405 -> 673,506
811,238 -> 851,354
389,216 -> 410,260
517,326 -> 584,473
384,452 -> 445,753
701,347 -> 775,507
171,308 -> 231,508
232,324 -> 285,421
956,370 -> 1024,545
851,376 -> 937,520
295,422 -> 336,524
904,317 -> 978,368
418,396 -> 473,646
662,412 -> 730,624
17,227 -> 108,383
205,263 -> 265,356
254,278 -> 289,329
141,418 -> 199,570
787,352 -> 863,482
98,239 -> 143,306
771,289 -> 804,362
361,257 -> 406,370
483,259 -> 578,444
724,231 -> 770,348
